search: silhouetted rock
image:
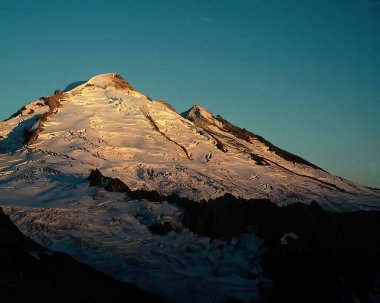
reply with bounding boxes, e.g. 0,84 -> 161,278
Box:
105,178 -> 130,192
250,153 -> 269,166
88,169 -> 131,192
88,169 -> 105,186
148,222 -> 174,235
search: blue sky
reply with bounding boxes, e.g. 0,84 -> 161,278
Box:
0,0 -> 379,187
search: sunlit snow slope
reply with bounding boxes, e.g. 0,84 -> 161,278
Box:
0,73 -> 379,211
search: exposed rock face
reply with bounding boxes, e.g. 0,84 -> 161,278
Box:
0,207 -> 163,303
109,74 -> 135,91
23,89 -> 65,145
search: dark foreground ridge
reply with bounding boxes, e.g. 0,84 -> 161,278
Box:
0,207 -> 163,303
89,169 -> 380,303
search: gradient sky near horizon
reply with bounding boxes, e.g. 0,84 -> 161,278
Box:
0,0 -> 379,187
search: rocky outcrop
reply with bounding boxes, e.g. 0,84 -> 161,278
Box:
105,178 -> 130,192
250,153 -> 269,166
148,222 -> 174,235
111,74 -> 135,91
24,90 -> 64,145
0,207 -> 163,303
88,168 -> 105,186
88,169 -> 131,192
40,89 -> 63,111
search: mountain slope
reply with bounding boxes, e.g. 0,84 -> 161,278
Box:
0,73 -> 379,211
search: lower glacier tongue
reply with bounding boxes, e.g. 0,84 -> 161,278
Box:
3,192 -> 267,303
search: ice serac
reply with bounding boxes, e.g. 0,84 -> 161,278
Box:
0,72 -> 379,211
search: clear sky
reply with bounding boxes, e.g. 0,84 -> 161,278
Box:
0,0 -> 379,187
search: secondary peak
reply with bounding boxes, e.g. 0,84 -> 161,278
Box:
181,103 -> 214,122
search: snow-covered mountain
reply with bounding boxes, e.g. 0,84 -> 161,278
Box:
1,73 -> 379,303
0,73 -> 379,211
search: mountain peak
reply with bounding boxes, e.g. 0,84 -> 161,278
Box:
87,72 -> 120,82
86,73 -> 135,91
63,73 -> 136,93
181,103 -> 214,122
